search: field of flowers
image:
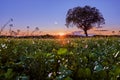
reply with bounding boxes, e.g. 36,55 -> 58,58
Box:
0,37 -> 120,80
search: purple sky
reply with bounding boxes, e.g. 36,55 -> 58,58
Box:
0,0 -> 120,35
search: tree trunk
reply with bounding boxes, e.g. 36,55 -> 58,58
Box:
84,29 -> 88,37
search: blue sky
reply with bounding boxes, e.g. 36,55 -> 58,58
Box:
0,0 -> 120,34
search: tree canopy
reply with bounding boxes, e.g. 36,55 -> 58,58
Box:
66,5 -> 105,36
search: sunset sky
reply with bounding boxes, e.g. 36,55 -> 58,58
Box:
0,0 -> 120,35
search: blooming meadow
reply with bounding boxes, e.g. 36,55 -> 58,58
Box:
0,37 -> 120,80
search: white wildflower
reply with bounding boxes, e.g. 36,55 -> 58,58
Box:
58,60 -> 60,63
114,51 -> 119,58
85,44 -> 88,48
1,44 -> 7,48
48,72 -> 52,77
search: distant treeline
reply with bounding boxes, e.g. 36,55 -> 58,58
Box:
0,34 -> 120,38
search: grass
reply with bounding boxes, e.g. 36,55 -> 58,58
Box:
0,37 -> 120,80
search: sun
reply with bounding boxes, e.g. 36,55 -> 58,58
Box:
58,32 -> 65,36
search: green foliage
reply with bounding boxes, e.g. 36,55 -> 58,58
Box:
0,37 -> 120,80
4,69 -> 14,80
57,48 -> 68,55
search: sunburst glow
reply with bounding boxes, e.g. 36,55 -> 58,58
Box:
58,32 -> 65,36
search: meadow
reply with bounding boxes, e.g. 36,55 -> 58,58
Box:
0,37 -> 120,80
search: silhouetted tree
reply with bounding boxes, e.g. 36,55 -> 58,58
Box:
66,5 -> 105,36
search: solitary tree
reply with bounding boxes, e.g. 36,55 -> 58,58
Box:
66,5 -> 105,36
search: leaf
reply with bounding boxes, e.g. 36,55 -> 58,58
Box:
94,64 -> 103,72
77,68 -> 84,78
115,67 -> 120,76
5,69 -> 14,79
85,68 -> 91,77
17,75 -> 29,80
57,48 -> 68,55
64,76 -> 72,80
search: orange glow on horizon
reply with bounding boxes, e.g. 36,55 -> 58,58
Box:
58,32 -> 66,36
1,29 -> 120,36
